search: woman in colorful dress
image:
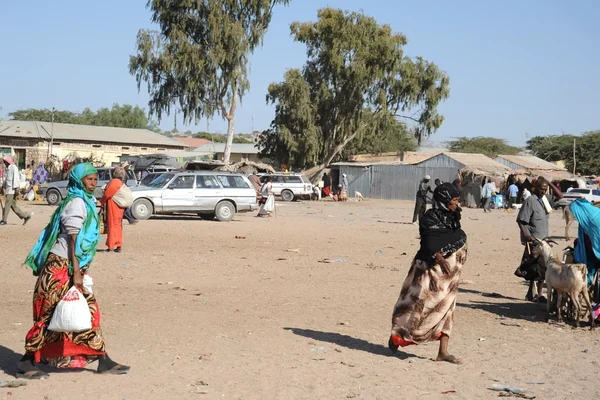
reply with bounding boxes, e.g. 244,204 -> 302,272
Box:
388,183 -> 468,364
101,167 -> 126,252
18,162 -> 129,379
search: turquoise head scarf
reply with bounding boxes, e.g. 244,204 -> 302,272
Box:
569,198 -> 600,285
24,163 -> 100,276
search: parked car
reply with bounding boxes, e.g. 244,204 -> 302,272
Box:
129,171 -> 258,222
259,173 -> 313,202
39,168 -> 137,205
557,187 -> 600,208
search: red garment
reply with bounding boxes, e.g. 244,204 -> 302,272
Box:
101,179 -> 124,250
25,254 -> 105,367
323,187 -> 331,196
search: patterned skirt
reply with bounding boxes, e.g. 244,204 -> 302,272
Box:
390,244 -> 468,346
25,254 -> 106,368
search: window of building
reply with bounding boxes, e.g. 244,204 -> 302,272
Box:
92,144 -> 102,148
122,147 -> 130,150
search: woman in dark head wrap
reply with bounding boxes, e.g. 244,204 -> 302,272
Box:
389,183 -> 468,364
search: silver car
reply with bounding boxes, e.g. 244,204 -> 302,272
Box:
259,173 -> 313,201
41,168 -> 138,205
129,171 -> 258,222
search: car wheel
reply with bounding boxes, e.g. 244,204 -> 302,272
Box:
199,213 -> 215,221
46,189 -> 61,206
281,189 -> 294,202
131,199 -> 153,220
215,201 -> 235,222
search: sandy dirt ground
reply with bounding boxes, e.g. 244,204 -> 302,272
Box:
1,198 -> 599,400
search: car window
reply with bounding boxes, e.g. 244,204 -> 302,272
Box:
97,169 -> 110,181
126,170 -> 136,181
300,175 -> 311,184
216,175 -> 250,189
147,173 -> 174,188
196,175 -> 220,189
593,190 -> 600,196
169,175 -> 195,189
271,176 -> 285,183
284,176 -> 302,183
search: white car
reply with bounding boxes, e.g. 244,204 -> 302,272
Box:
259,173 -> 313,202
129,171 -> 258,222
557,188 -> 600,208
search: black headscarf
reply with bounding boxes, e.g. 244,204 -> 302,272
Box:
417,183 -> 467,264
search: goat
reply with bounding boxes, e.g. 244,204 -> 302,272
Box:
563,206 -> 575,241
355,191 -> 364,201
531,239 -> 595,329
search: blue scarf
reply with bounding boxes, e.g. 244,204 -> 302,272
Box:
24,163 -> 100,276
569,199 -> 600,285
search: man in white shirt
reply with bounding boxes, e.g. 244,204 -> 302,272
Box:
1,156 -> 31,225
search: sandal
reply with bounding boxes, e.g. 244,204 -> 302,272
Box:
16,369 -> 49,380
97,364 -> 130,375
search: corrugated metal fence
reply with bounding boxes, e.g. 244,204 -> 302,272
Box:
340,165 -> 458,201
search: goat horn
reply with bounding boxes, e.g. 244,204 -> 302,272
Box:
546,239 -> 559,246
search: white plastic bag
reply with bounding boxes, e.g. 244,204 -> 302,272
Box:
112,184 -> 133,208
48,287 -> 92,332
263,194 -> 275,213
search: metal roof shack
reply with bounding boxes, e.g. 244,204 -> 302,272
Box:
417,152 -> 512,178
494,154 -> 574,181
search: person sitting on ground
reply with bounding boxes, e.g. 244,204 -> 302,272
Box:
389,183 -> 467,364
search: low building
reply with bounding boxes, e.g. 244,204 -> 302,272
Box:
331,152 -> 511,205
173,137 -> 212,151
194,142 -> 262,163
494,154 -> 573,181
0,120 -> 186,169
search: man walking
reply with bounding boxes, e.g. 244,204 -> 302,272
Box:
412,175 -> 432,225
1,156 -> 31,226
508,181 -> 519,209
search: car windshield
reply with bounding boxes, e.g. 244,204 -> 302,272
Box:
300,175 -> 311,184
146,173 -> 175,188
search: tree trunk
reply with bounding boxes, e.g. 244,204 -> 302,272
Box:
222,93 -> 238,165
223,116 -> 235,164
303,131 -> 361,183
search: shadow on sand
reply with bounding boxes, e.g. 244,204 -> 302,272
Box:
283,327 -> 426,360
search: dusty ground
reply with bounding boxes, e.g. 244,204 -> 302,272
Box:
1,199 -> 599,400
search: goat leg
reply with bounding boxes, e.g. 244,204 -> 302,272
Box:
545,284 -> 553,323
556,292 -> 563,323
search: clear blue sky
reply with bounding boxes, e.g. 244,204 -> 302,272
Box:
1,1 -> 599,146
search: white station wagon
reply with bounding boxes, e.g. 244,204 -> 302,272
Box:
130,171 -> 258,222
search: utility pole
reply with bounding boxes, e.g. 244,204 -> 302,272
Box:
573,138 -> 576,175
48,107 -> 56,158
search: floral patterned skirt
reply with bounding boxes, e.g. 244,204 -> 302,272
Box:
25,254 -> 106,368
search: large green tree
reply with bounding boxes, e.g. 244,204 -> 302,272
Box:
527,132 -> 600,175
8,104 -> 159,131
129,0 -> 289,164
258,8 -> 449,172
447,136 -> 521,158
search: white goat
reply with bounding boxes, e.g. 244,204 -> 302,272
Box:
531,239 -> 595,329
355,191 -> 364,201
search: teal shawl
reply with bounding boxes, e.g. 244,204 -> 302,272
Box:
569,199 -> 600,285
24,163 -> 100,276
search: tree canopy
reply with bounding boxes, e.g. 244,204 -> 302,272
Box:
527,132 -> 600,175
258,8 -> 449,172
129,0 -> 289,164
8,104 -> 159,131
447,137 -> 521,158
195,132 -> 253,144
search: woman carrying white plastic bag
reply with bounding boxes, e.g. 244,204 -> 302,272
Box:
257,177 -> 275,217
18,163 -> 129,380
